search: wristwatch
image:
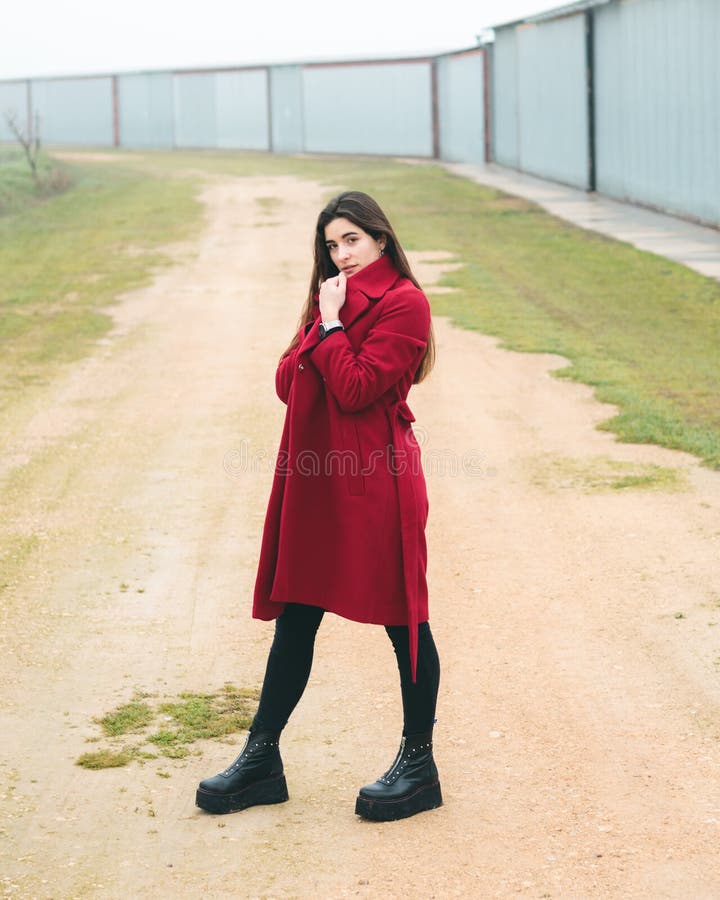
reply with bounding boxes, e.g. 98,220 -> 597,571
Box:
318,319 -> 344,340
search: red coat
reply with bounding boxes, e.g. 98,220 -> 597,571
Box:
252,253 -> 432,679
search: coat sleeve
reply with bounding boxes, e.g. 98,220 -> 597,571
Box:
275,324 -> 311,404
310,286 -> 430,413
276,350 -> 299,404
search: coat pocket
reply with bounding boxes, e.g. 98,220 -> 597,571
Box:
339,418 -> 366,497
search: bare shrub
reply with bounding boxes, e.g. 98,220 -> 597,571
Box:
4,109 -> 41,182
39,165 -> 73,196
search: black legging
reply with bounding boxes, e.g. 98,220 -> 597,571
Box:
251,603 -> 440,736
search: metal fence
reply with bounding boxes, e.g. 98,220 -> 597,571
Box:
0,49 -> 488,165
491,14 -> 590,189
490,0 -> 720,227
2,0 -> 719,228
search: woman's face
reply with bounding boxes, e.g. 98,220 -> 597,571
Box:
324,217 -> 385,278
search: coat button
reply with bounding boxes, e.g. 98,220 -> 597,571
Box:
298,363 -> 304,371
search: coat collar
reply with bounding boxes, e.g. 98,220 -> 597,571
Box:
299,254 -> 401,355
341,252 -> 401,327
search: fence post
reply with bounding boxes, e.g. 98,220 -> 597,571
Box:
586,10 -> 596,191
431,59 -> 440,159
26,79 -> 33,143
483,46 -> 492,163
112,75 -> 120,147
266,67 -> 274,153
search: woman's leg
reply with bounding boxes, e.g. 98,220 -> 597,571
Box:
354,621 -> 442,821
251,602 -> 326,733
195,602 -> 324,814
384,621 -> 440,735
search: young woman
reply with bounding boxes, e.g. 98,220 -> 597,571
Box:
196,191 -> 441,822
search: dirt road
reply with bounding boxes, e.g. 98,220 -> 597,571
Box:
2,174 -> 720,899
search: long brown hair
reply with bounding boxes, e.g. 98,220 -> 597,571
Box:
280,191 -> 435,384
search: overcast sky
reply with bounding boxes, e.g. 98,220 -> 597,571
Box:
2,0 -> 565,80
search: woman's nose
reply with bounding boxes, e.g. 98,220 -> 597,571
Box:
337,243 -> 351,259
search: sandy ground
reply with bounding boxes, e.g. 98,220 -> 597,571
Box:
2,174 -> 720,899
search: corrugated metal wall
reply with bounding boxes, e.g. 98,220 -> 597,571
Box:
436,50 -> 485,164
0,53 -> 479,160
492,14 -> 589,189
594,0 -> 720,225
216,70 -> 269,150
269,66 -> 304,154
302,62 -> 434,157
172,69 -> 270,150
490,0 -> 719,226
173,73 -> 217,149
118,73 -> 174,148
517,15 -> 589,189
491,27 -> 519,168
32,76 -> 115,146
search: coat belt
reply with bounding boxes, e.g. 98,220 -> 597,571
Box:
386,398 -> 421,683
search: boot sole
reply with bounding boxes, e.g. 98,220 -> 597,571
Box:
196,773 -> 289,814
354,781 -> 443,822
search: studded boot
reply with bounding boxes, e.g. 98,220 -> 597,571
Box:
195,729 -> 288,814
355,729 -> 442,821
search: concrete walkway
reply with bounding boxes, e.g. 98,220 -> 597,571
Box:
445,162 -> 720,282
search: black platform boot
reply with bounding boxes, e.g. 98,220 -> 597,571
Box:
195,729 -> 288,814
355,730 -> 442,821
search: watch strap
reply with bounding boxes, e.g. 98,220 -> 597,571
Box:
319,320 -> 344,339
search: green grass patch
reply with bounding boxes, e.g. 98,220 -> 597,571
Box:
255,195 -> 281,213
76,684 -> 260,769
526,453 -> 689,494
76,747 -> 137,770
153,685 -> 257,743
97,696 -> 155,736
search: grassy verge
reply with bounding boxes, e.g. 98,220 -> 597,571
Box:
0,152 -> 203,415
3,146 -> 719,469
0,146 -> 73,215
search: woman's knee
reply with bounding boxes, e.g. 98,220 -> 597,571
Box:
273,603 -> 324,644
385,621 -> 432,649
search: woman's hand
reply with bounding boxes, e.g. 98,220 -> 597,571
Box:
319,271 -> 347,321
